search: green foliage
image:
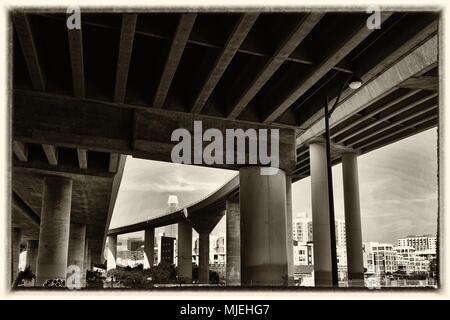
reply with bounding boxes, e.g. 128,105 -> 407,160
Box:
408,272 -> 428,280
107,262 -> 178,288
14,265 -> 36,287
86,270 -> 105,288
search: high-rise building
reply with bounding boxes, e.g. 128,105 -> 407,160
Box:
363,242 -> 397,275
397,235 -> 437,252
293,213 -> 312,243
335,219 -> 347,248
160,236 -> 176,264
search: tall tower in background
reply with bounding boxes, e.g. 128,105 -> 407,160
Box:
164,195 -> 179,238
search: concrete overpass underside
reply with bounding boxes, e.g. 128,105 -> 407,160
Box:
10,9 -> 439,287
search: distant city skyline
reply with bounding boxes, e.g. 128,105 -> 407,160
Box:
110,128 -> 437,245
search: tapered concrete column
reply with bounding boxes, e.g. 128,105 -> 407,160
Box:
106,235 -> 117,271
342,153 -> 364,287
309,142 -> 333,287
239,167 -> 288,286
226,198 -> 241,286
11,228 -> 22,286
67,223 -> 86,286
285,176 -> 295,286
36,176 -> 73,286
26,240 -> 39,274
144,228 -> 155,269
198,232 -> 210,284
177,220 -> 192,283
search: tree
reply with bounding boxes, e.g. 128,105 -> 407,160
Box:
14,265 -> 35,287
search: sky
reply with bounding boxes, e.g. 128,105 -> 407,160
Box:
110,128 -> 438,245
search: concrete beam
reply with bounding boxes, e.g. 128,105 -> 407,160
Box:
42,144 -> 58,165
297,35 -> 438,147
12,12 -> 45,91
349,104 -> 437,148
228,13 -> 323,119
12,191 -> 40,227
263,13 -> 392,123
13,157 -> 114,179
77,148 -> 88,169
114,14 -> 137,103
153,14 -> 196,109
12,141 -> 28,162
67,18 -> 85,98
338,92 -> 437,145
108,153 -> 119,173
13,92 -> 297,172
297,15 -> 437,130
330,89 -> 421,139
191,13 -> 259,114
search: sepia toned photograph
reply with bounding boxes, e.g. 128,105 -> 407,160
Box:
5,3 -> 442,296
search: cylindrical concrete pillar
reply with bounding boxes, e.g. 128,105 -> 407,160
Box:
226,198 -> 241,286
26,240 -> 39,274
82,238 -> 89,286
285,176 -> 295,286
342,153 -> 364,287
106,235 -> 117,271
36,176 -> 73,286
67,223 -> 86,286
239,166 -> 288,286
11,228 -> 22,286
144,228 -> 155,269
309,142 -> 333,287
177,220 -> 192,283
198,232 -> 209,284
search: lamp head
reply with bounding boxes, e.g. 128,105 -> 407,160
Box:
348,76 -> 362,90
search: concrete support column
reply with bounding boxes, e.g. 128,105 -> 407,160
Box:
144,228 -> 155,269
198,232 -> 210,284
342,153 -> 364,287
177,220 -> 192,283
11,228 -> 22,286
106,235 -> 117,271
239,166 -> 288,286
82,239 -> 89,286
26,240 -> 39,274
309,142 -> 333,287
67,223 -> 86,286
285,176 -> 295,286
36,176 -> 73,286
226,198 -> 241,286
